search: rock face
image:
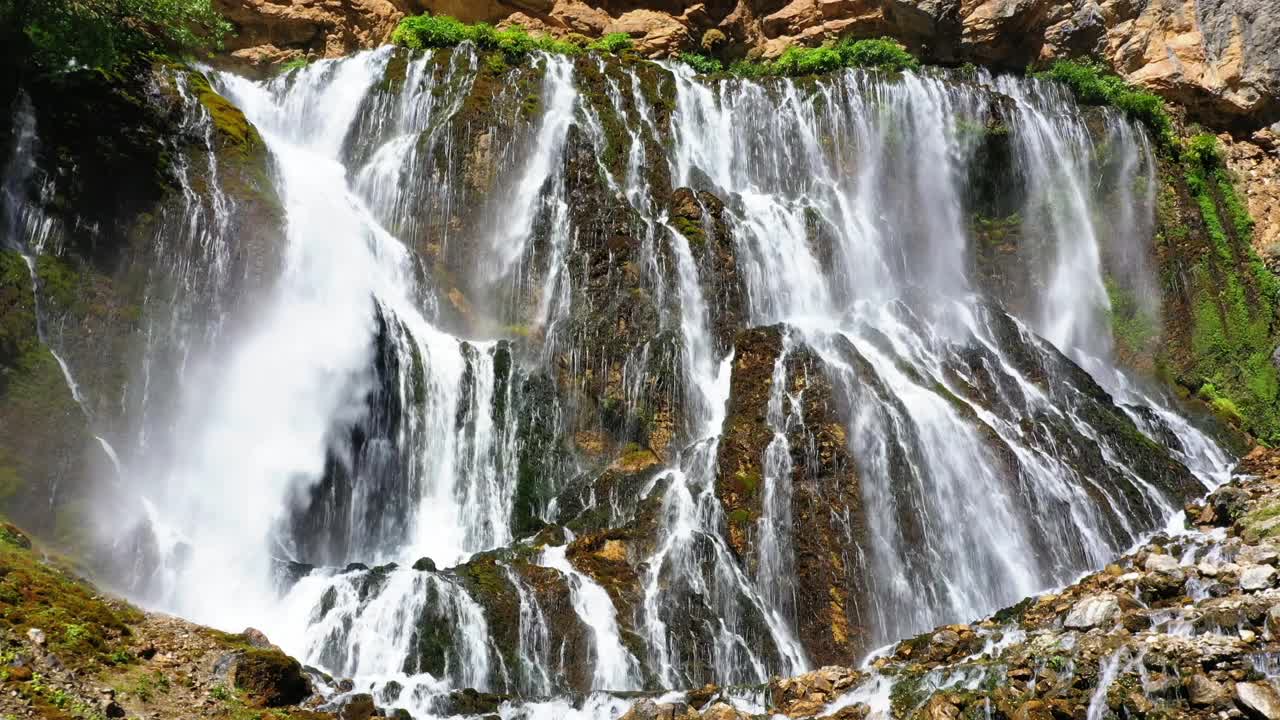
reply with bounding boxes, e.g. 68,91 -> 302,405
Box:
217,0 -> 1280,128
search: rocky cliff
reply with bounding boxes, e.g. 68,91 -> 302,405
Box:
219,0 -> 1280,129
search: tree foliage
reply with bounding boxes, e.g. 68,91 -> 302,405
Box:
1,0 -> 230,76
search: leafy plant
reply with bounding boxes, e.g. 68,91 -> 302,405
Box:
280,56 -> 309,72
832,36 -> 919,71
391,14 -> 583,62
722,37 -> 919,78
679,52 -> 723,75
3,0 -> 232,75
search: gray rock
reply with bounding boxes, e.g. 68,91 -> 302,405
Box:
1145,554 -> 1181,574
1242,565 -> 1277,591
338,693 -> 376,720
1064,594 -> 1120,629
1188,674 -> 1230,708
1237,681 -> 1280,720
1241,544 -> 1280,566
25,628 -> 45,647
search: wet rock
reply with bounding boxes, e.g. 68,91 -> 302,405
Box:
620,699 -> 691,720
770,666 -> 861,716
412,556 -> 437,572
686,683 -> 719,709
1188,674 -> 1231,708
1063,593 -> 1119,629
1238,682 -> 1280,720
701,702 -> 748,720
337,692 -> 376,720
1241,544 -> 1280,566
103,700 -> 127,718
1144,553 -> 1181,574
343,563 -> 369,573
1241,565 -> 1277,591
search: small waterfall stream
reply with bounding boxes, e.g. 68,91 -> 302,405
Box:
0,44 -> 1241,719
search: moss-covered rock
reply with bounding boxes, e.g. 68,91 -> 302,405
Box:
232,648 -> 312,707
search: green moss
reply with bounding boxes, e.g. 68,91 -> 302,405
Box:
671,215 -> 707,249
34,254 -> 82,315
187,71 -> 262,153
1176,135 -> 1280,443
1105,276 -> 1159,357
1034,60 -> 1176,151
0,521 -> 141,671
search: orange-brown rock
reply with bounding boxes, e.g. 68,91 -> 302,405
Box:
217,0 -> 1279,129
1223,129 -> 1280,266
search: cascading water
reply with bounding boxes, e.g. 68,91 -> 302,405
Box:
6,41 -> 1244,719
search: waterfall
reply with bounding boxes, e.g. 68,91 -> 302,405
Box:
7,44 -> 1241,718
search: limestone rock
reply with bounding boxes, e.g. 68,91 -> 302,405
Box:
1144,553 -> 1181,574
1063,593 -> 1119,629
604,10 -> 692,57
1238,682 -> 1280,720
337,693 -> 377,720
215,0 -> 1280,128
1187,673 -> 1230,708
1241,565 -> 1277,591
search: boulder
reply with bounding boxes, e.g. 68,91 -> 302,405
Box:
1063,594 -> 1120,629
241,627 -> 275,649
338,693 -> 377,720
412,556 -> 437,572
1144,553 -> 1180,574
1241,565 -> 1277,591
1187,674 -> 1230,708
232,649 -> 312,707
1238,682 -> 1280,720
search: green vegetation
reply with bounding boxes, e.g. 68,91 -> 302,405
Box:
390,15 -> 920,80
588,32 -> 633,54
678,52 -> 724,75
1177,133 -> 1280,443
1,0 -> 230,76
1104,277 -> 1159,359
391,14 -> 583,62
280,56 -> 310,73
1034,60 -> 1176,150
681,36 -> 918,77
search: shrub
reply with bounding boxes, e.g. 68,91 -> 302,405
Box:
589,32 -> 633,54
834,37 -> 919,72
389,14 -> 471,50
727,37 -> 918,78
679,52 -> 723,75
772,44 -> 844,76
391,14 -> 582,61
1184,132 -> 1222,169
280,56 -> 309,72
